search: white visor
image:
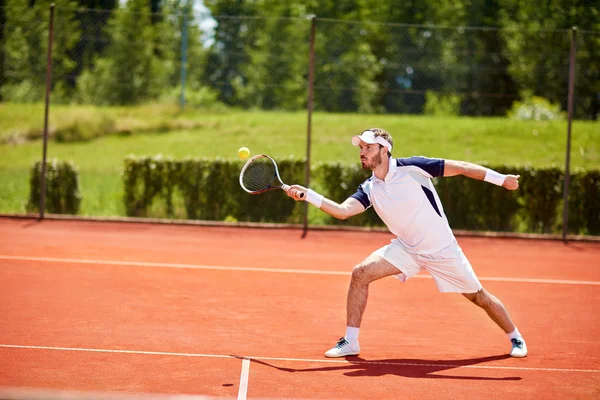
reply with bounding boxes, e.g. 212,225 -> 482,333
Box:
351,130 -> 392,152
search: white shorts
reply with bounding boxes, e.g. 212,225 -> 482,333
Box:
373,239 -> 483,293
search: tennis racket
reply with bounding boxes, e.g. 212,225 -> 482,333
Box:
239,154 -> 304,198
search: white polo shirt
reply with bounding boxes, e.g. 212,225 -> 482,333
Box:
350,156 -> 455,254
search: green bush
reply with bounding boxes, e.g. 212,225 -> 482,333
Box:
515,166 -> 563,233
0,80 -> 44,103
567,170 -> 600,235
55,113 -> 116,142
424,91 -> 463,117
435,167 -> 521,232
508,95 -> 565,121
27,159 -> 82,214
159,84 -> 225,109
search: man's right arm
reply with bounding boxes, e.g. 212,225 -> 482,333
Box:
320,196 -> 366,220
285,185 -> 366,220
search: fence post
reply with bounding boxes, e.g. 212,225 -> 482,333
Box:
562,26 -> 577,242
302,16 -> 316,238
179,12 -> 189,110
40,3 -> 55,220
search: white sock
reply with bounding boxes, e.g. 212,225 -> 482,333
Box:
345,326 -> 360,342
508,328 -> 522,340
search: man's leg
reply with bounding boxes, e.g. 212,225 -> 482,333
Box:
347,253 -> 402,327
462,289 -> 515,333
463,289 -> 527,357
325,253 -> 402,358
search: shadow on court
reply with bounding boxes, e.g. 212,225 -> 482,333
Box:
248,354 -> 521,381
21,219 -> 42,229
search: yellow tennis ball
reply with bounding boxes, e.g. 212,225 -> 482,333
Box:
238,147 -> 250,160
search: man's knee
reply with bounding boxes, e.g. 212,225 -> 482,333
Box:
351,256 -> 401,285
351,264 -> 369,284
463,289 -> 489,308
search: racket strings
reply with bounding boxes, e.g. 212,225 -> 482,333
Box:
241,158 -> 278,192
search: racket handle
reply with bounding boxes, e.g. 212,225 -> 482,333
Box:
282,184 -> 305,199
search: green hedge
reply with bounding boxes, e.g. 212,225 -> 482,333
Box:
123,157 -> 600,235
568,170 -> 600,235
27,159 -> 82,214
435,166 -> 565,233
123,155 -> 306,223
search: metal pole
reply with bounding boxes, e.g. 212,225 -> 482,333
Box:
562,27 -> 577,242
302,16 -> 316,238
40,3 -> 55,220
179,12 -> 188,110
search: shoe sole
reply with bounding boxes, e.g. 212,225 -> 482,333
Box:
510,352 -> 527,358
324,351 -> 360,358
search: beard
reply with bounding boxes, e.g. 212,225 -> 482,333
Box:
361,152 -> 383,170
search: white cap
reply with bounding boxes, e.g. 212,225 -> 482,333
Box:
351,130 -> 392,152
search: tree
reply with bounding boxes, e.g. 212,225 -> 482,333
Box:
1,0 -> 80,102
305,0 -> 382,112
0,0 -> 6,100
75,0 -> 174,105
233,0 -> 310,110
67,0 -> 118,90
202,0 -> 259,105
499,0 -> 600,119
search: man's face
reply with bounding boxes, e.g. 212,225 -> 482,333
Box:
358,142 -> 384,170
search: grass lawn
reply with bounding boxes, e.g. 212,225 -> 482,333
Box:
1,103 -> 598,216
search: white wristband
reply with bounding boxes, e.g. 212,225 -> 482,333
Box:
305,188 -> 324,208
484,169 -> 506,186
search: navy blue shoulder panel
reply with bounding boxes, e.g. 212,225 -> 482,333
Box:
349,178 -> 372,209
396,156 -> 445,178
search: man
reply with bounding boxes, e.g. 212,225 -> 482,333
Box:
285,128 -> 528,359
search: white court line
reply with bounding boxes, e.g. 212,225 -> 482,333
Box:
1,255 -> 599,286
1,344 -> 599,374
237,358 -> 250,400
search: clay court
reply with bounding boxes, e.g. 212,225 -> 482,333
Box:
1,217 -> 599,399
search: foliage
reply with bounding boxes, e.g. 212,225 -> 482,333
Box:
123,155 -> 306,222
498,1 -> 600,119
159,84 -> 224,109
508,95 -> 565,121
313,161 -> 381,226
75,0 -> 167,105
232,3 -> 309,110
424,91 -> 463,117
567,170 -> 600,235
27,159 -> 82,214
514,166 -> 564,233
55,113 -> 116,142
73,0 -> 201,105
1,0 -> 80,102
202,0 -> 258,106
2,0 -> 599,118
435,168 -> 521,232
121,156 -> 600,235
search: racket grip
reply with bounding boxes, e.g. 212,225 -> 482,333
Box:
282,184 -> 305,199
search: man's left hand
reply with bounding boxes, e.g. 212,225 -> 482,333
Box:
503,174 -> 520,190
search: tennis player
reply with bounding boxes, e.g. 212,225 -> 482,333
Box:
285,128 -> 528,358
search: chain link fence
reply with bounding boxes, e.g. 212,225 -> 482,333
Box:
0,3 -> 598,235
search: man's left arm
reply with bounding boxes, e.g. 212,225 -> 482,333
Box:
443,159 -> 520,191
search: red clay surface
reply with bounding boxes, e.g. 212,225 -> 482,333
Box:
1,217 -> 599,399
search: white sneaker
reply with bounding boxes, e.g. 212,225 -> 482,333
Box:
324,337 -> 360,358
510,337 -> 528,358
